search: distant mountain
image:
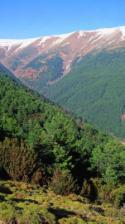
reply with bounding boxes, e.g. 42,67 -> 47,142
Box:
1,26 -> 125,81
1,26 -> 125,137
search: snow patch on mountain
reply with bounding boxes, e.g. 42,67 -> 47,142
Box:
55,32 -> 74,39
39,36 -> 51,45
119,26 -> 125,40
0,26 -> 125,50
0,38 -> 38,51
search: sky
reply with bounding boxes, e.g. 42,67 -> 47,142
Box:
0,0 -> 125,39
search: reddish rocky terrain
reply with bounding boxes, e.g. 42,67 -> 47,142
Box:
0,26 -> 125,81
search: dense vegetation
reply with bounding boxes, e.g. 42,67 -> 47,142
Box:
43,48 -> 125,138
0,70 -> 125,185
0,69 -> 125,222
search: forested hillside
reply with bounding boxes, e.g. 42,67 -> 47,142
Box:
0,69 -> 125,223
44,48 -> 125,138
0,70 -> 109,183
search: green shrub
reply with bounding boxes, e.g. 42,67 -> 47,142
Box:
90,140 -> 125,186
59,217 -> 86,224
0,202 -> 16,223
80,180 -> 91,197
80,179 -> 98,202
89,179 -> 112,202
111,185 -> 125,208
19,206 -> 56,224
50,169 -> 78,195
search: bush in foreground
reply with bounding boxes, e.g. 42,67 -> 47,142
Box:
50,169 -> 78,195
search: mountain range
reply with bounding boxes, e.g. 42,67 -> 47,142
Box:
1,26 -> 125,138
1,27 -> 125,223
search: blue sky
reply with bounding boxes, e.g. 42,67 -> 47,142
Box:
0,0 -> 125,39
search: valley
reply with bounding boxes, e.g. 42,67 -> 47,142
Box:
1,26 -> 125,138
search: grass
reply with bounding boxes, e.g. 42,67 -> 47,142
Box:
0,181 -> 125,224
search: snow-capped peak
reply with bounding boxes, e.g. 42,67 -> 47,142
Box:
0,38 -> 38,51
119,26 -> 125,39
0,26 -> 125,51
54,32 -> 74,39
76,26 -> 125,36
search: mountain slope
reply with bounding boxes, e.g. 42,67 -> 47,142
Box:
1,26 -> 125,81
1,26 -> 125,138
0,63 -> 19,81
1,62 -> 125,223
44,48 -> 125,138
0,67 -> 112,184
